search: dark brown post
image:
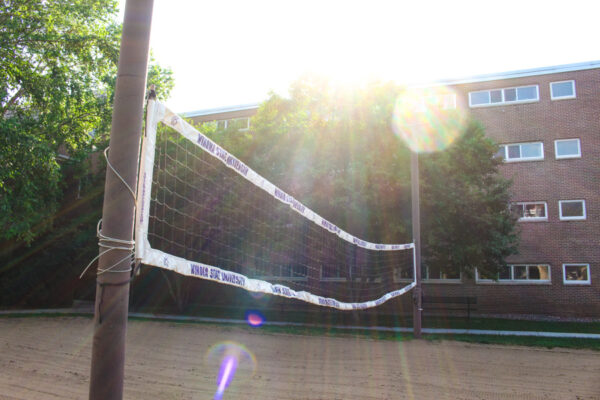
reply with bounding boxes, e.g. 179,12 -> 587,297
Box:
411,151 -> 422,338
88,1 -> 154,399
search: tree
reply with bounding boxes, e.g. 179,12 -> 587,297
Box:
0,0 -> 173,242
419,121 -> 519,278
216,76 -> 518,278
0,0 -> 174,307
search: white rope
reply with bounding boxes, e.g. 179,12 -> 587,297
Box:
104,146 -> 136,202
79,147 -> 138,279
79,220 -> 135,278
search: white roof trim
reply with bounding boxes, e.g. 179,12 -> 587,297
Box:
182,103 -> 259,118
419,60 -> 600,87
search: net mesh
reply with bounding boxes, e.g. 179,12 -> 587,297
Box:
137,101 -> 415,308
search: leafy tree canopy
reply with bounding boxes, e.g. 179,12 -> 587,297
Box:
206,75 -> 518,277
0,0 -> 173,242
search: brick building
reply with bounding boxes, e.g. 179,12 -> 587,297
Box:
425,61 -> 600,317
182,61 -> 599,317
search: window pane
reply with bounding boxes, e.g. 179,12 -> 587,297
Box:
427,265 -> 442,279
511,203 -> 524,218
517,86 -> 537,100
565,265 -> 588,281
229,118 -> 250,130
507,145 -> 521,159
524,203 -> 545,218
395,267 -> 413,280
556,139 -> 580,157
537,265 -> 549,280
470,91 -> 490,105
520,143 -> 542,158
441,94 -> 456,109
441,266 -> 460,279
490,90 -> 503,103
561,201 -> 584,217
527,265 -> 549,280
478,269 -> 495,280
504,88 -> 517,102
323,264 -> 342,278
494,146 -> 506,160
552,81 -> 574,98
514,265 -> 527,280
499,266 -> 511,280
293,265 -> 307,277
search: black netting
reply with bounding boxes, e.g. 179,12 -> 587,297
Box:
147,124 -> 414,303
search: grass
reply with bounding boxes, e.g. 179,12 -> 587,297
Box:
146,304 -> 600,334
2,308 -> 599,350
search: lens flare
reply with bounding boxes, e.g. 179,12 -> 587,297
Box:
392,86 -> 467,153
214,355 -> 238,399
247,290 -> 267,300
245,310 -> 265,327
206,341 -> 257,400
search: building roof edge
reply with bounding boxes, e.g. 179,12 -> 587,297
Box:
422,60 -> 600,87
182,103 -> 260,118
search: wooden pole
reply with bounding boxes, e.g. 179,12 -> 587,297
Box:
88,1 -> 154,399
411,151 -> 422,338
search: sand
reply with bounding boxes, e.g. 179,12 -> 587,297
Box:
0,317 -> 598,399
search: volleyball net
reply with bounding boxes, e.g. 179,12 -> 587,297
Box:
135,99 -> 416,310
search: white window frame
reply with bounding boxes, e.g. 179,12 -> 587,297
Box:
559,200 -> 586,221
512,201 -> 548,221
469,85 -> 539,108
550,80 -> 576,100
476,264 -> 551,284
562,263 -> 591,285
498,142 -> 544,162
554,138 -> 581,159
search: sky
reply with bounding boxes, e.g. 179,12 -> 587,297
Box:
118,0 -> 600,113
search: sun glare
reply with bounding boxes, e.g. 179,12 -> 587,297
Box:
392,86 -> 467,153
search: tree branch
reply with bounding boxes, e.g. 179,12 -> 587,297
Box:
1,87 -> 24,118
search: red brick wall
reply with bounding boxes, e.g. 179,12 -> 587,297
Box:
430,68 -> 600,317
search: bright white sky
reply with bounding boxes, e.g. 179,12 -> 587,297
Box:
119,0 -> 599,113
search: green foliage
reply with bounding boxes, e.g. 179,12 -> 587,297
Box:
219,76 -> 412,243
219,76 -> 518,277
0,0 -> 175,306
0,0 -> 174,242
420,121 -> 519,277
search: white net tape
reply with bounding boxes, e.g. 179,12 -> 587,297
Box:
135,99 -> 416,310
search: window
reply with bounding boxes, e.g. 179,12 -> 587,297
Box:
476,264 -> 551,283
412,93 -> 457,113
469,85 -> 539,107
214,117 -> 250,131
321,265 -> 346,281
228,117 -> 250,131
497,142 -> 544,162
559,200 -> 586,220
394,267 -> 414,282
563,264 -> 590,285
440,94 -> 457,110
255,264 -> 307,281
422,265 -> 461,281
512,202 -> 547,221
350,264 -> 382,282
554,138 -> 581,159
550,80 -> 576,100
